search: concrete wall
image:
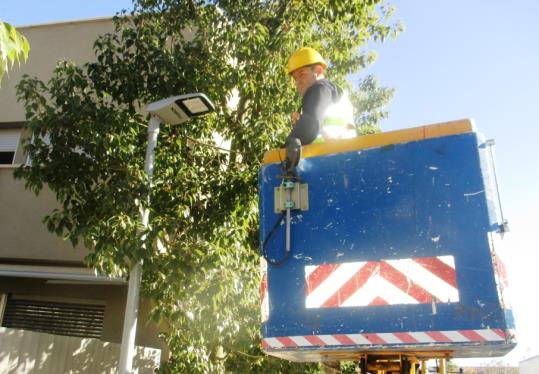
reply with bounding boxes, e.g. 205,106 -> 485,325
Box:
0,166 -> 88,262
0,18 -> 115,122
0,327 -> 161,373
520,355 -> 539,374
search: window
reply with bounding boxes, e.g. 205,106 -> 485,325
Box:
1,295 -> 105,339
0,129 -> 21,165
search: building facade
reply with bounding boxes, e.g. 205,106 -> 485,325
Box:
0,17 -> 166,372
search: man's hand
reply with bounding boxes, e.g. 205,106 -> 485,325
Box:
291,112 -> 301,126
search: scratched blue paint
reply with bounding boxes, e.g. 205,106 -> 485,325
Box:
259,132 -> 516,360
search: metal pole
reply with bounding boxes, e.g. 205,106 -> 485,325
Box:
119,115 -> 161,374
284,180 -> 295,258
285,189 -> 291,255
485,139 -> 509,233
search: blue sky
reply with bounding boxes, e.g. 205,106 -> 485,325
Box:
3,0 -> 538,367
3,1 -> 133,26
359,3 -> 539,365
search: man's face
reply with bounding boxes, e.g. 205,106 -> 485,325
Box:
291,65 -> 319,97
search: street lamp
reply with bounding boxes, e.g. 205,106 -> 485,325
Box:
119,93 -> 215,374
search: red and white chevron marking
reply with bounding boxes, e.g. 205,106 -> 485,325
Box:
305,256 -> 458,308
262,329 -> 509,350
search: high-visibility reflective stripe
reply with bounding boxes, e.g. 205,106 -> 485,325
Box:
316,92 -> 355,144
323,117 -> 348,126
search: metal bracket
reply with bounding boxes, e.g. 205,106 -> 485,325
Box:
274,183 -> 309,213
498,219 -> 510,237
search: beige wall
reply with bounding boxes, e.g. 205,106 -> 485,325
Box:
0,18 -> 115,122
0,167 -> 88,262
0,18 -> 116,263
0,327 -> 161,373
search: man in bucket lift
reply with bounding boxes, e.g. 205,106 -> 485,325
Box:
284,47 -> 356,173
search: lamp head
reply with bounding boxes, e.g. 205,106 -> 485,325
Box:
146,93 -> 215,125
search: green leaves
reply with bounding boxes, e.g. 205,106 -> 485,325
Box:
0,21 -> 30,86
15,1 -> 401,372
350,74 -> 395,134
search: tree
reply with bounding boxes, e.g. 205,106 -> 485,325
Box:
15,1 -> 401,372
350,74 -> 395,135
0,21 -> 30,85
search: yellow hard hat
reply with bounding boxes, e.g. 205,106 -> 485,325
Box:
287,47 -> 327,75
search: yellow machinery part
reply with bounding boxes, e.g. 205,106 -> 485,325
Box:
338,351 -> 450,374
262,118 -> 474,164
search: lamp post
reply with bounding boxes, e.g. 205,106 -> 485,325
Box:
118,93 -> 215,374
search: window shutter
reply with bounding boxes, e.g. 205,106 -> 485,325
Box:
0,129 -> 20,152
1,297 -> 105,339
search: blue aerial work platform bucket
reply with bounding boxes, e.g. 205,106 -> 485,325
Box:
258,119 -> 516,363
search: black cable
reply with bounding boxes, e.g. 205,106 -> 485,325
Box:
261,211 -> 290,266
